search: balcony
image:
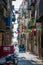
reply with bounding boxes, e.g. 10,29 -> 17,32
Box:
27,2 -> 31,10
31,0 -> 36,6
0,0 -> 7,10
36,15 -> 43,23
6,26 -> 10,30
27,6 -> 31,10
3,0 -> 7,5
0,29 -> 5,32
39,0 -> 43,17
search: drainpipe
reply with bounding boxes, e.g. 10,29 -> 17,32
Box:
26,30 -> 27,51
9,0 -> 12,30
34,9 -> 37,25
9,0 -> 12,44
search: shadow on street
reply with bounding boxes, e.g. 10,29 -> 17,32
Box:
18,57 -> 43,65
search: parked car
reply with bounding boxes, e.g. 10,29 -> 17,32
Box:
6,54 -> 18,65
19,44 -> 25,52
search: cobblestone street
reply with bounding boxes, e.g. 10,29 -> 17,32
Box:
17,52 -> 43,65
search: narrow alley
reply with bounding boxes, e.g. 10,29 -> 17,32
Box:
0,0 -> 43,65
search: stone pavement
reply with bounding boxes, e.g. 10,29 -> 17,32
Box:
25,52 -> 43,64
